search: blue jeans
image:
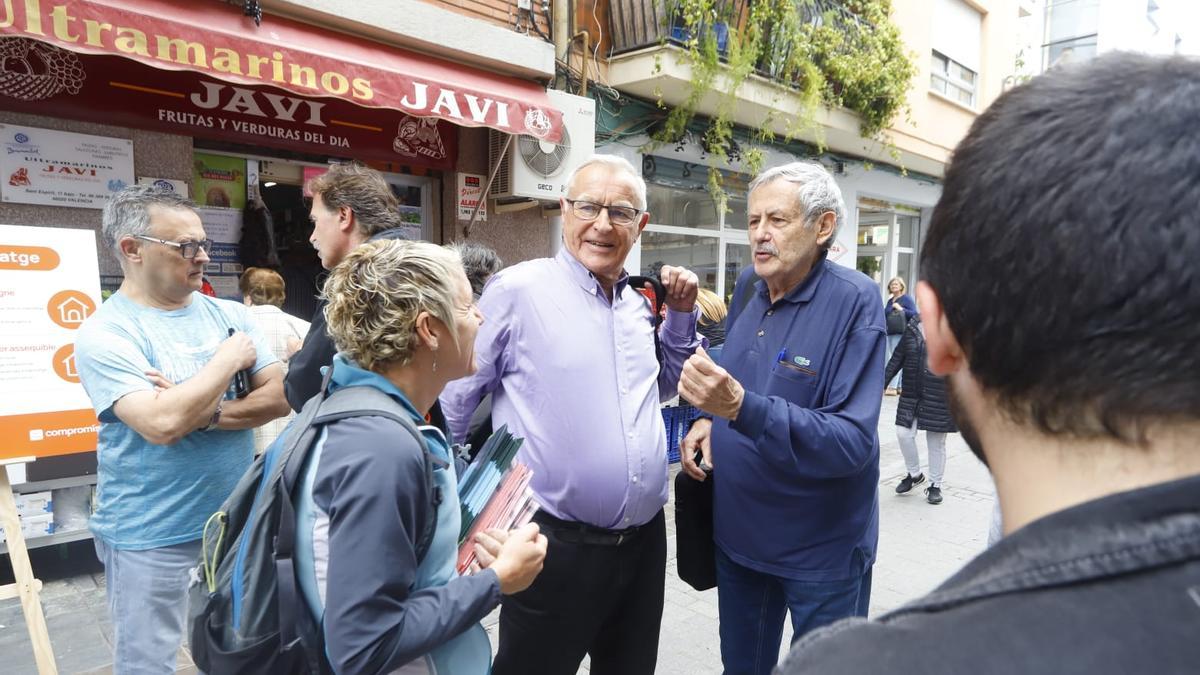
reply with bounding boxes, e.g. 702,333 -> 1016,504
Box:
94,537 -> 201,675
716,547 -> 872,675
885,333 -> 903,389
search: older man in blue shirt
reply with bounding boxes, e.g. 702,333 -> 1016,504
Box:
441,154 -> 701,675
680,162 -> 885,675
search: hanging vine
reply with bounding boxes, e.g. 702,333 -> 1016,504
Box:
651,0 -> 916,203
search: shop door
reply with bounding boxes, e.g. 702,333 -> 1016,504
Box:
856,209 -> 892,290
855,203 -> 921,298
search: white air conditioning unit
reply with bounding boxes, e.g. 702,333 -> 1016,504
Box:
488,89 -> 595,203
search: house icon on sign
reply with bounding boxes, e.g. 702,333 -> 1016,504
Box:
62,352 -> 78,378
57,297 -> 90,325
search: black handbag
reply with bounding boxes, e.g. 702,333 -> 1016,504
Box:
886,307 -> 907,335
674,460 -> 716,591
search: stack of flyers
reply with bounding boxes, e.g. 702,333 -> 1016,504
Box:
456,464 -> 538,574
455,425 -> 540,573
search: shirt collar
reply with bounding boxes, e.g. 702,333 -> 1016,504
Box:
327,353 -> 423,423
756,251 -> 829,305
556,247 -> 631,298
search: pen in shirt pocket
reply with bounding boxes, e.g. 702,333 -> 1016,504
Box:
777,347 -> 787,363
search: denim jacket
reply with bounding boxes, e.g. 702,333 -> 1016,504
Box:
777,473 -> 1200,674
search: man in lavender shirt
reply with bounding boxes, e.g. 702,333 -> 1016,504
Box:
441,154 -> 701,675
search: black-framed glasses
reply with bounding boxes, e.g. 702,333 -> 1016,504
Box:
566,199 -> 642,226
135,235 -> 214,260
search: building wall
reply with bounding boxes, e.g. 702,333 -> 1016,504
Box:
422,0 -> 552,37
265,0 -> 556,80
442,126 -> 556,266
0,111 -> 193,277
888,0 -> 1019,168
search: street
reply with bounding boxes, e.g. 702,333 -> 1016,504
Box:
0,395 -> 995,674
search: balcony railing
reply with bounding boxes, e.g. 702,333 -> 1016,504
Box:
608,0 -> 866,80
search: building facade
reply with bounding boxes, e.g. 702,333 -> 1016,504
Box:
594,0 -> 1021,301
0,0 -> 566,305
0,0 -> 567,488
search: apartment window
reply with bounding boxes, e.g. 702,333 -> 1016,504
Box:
1042,0 -> 1100,70
931,50 -> 977,106
932,0 -> 982,108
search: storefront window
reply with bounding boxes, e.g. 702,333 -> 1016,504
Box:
857,254 -> 884,285
725,196 -> 748,230
640,230 -> 721,290
898,214 -> 919,248
858,220 -> 890,246
855,201 -> 922,298
724,243 -> 752,304
640,155 -> 753,298
895,252 -> 914,293
646,185 -> 718,230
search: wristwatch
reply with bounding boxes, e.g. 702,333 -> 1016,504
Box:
203,403 -> 223,432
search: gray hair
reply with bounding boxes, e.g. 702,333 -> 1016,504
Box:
565,154 -> 647,210
101,185 -> 197,257
446,240 -> 503,298
749,162 -> 845,249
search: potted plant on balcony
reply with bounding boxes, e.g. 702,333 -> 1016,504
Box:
652,0 -> 916,203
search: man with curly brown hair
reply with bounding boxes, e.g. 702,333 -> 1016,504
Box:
284,162 -> 412,412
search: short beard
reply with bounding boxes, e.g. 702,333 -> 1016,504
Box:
947,374 -> 988,468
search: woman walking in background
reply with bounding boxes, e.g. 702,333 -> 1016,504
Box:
885,312 -> 957,505
883,277 -> 917,395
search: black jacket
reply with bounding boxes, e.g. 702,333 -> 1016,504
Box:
284,229 -> 450,433
777,473 -> 1200,674
883,316 -> 956,433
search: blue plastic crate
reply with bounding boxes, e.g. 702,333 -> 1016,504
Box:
662,404 -> 701,464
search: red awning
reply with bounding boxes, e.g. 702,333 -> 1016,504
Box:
0,0 -> 563,142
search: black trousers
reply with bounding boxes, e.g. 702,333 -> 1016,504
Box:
492,509 -> 667,675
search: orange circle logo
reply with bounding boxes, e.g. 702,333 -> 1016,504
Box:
47,290 -> 97,329
52,344 -> 80,383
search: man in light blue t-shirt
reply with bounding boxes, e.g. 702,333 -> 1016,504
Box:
75,185 -> 290,674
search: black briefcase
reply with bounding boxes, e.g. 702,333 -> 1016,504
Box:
674,466 -> 716,591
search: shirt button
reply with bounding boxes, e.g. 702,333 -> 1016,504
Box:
757,329 -> 765,337
767,310 -> 774,316
624,517 -> 631,524
621,387 -> 628,394
632,476 -> 639,483
628,432 -> 634,439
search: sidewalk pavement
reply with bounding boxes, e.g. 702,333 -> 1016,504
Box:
0,396 -> 994,674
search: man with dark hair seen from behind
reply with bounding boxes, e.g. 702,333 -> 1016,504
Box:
778,52 -> 1200,674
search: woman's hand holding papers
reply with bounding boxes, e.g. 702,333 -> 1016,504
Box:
473,523 -> 548,595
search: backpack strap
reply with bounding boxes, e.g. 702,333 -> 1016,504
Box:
628,275 -> 667,364
274,366 -> 336,674
310,386 -> 446,562
272,366 -> 444,671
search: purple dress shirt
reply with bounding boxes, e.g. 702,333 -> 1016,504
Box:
441,248 -> 701,529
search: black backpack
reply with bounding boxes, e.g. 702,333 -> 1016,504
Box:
189,367 -> 443,674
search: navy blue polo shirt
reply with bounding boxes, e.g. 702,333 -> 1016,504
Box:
712,257 -> 886,581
